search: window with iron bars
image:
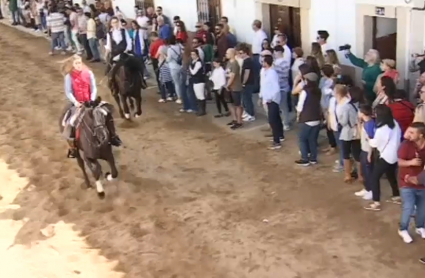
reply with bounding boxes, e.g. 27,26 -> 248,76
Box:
136,0 -> 155,11
197,0 -> 221,27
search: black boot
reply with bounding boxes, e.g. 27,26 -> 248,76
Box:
106,114 -> 122,147
197,100 -> 206,116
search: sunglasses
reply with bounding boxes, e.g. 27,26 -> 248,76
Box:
195,25 -> 201,28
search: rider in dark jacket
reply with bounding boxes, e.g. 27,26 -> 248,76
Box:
104,16 -> 132,79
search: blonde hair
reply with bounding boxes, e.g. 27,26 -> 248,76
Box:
382,59 -> 396,69
326,49 -> 340,66
58,54 -> 88,76
334,84 -> 349,98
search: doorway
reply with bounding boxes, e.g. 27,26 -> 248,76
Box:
269,4 -> 301,48
364,16 -> 397,60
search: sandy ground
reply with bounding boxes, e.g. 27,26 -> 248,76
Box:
0,24 -> 424,278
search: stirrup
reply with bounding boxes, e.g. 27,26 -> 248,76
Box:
67,149 -> 77,159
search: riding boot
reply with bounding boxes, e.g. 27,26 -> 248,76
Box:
106,115 -> 122,147
200,99 -> 207,116
196,100 -> 202,116
67,139 -> 77,158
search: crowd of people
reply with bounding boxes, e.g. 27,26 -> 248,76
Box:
1,0 -> 425,262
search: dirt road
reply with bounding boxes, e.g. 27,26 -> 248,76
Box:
0,24 -> 423,278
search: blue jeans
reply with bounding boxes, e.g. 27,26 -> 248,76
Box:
242,84 -> 255,116
181,75 -> 198,111
280,90 -> 290,126
88,38 -> 100,60
400,187 -> 425,231
41,14 -> 47,29
298,123 -> 320,161
360,151 -> 373,191
11,10 -> 19,23
334,131 -> 344,167
51,32 -> 66,51
160,81 -> 176,99
170,67 -> 183,99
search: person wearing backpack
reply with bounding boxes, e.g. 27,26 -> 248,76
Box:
166,36 -> 184,104
335,84 -> 361,183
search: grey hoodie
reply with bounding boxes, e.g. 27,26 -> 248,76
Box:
336,100 -> 359,141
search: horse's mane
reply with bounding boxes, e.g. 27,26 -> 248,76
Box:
121,53 -> 143,74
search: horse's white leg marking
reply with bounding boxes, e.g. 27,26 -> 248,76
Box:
124,113 -> 130,119
95,180 -> 104,193
106,173 -> 114,181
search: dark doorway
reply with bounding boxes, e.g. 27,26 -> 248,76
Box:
371,16 -> 397,60
269,4 -> 301,48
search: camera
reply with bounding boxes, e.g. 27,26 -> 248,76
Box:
339,44 -> 351,51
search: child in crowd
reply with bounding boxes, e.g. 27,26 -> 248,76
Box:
210,58 -> 229,118
381,59 -> 399,84
320,64 -> 336,155
355,104 -> 375,200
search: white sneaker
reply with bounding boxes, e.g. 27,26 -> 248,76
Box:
354,189 -> 367,197
398,230 -> 413,243
416,228 -> 425,239
284,125 -> 291,131
362,191 -> 373,200
243,116 -> 255,122
242,111 -> 249,119
158,99 -> 166,103
175,99 -> 182,104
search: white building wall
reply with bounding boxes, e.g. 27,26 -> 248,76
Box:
112,0 -> 137,19
221,0 -> 256,43
309,0 -> 357,65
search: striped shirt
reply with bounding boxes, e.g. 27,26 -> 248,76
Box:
47,13 -> 65,33
273,57 -> 291,92
159,62 -> 173,83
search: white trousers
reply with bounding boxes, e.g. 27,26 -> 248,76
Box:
193,83 -> 206,100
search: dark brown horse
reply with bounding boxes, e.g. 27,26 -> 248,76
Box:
60,101 -> 118,199
109,53 -> 146,120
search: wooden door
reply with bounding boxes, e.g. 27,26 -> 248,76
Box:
197,0 -> 221,27
269,5 -> 302,48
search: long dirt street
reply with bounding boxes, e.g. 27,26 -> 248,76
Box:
0,24 -> 424,278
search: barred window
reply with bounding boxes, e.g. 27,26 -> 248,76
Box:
197,0 -> 221,27
136,0 -> 155,11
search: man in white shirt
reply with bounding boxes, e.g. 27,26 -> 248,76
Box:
252,19 -> 267,63
252,19 -> 267,92
274,34 -> 292,66
317,30 -> 331,56
259,55 -> 283,150
136,9 -> 149,29
81,0 -> 91,13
